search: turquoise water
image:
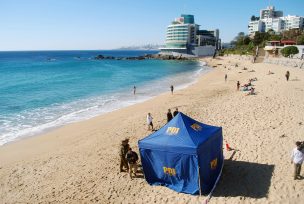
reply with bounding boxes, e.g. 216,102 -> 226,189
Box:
0,50 -> 209,145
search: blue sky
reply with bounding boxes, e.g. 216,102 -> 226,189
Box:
0,0 -> 303,51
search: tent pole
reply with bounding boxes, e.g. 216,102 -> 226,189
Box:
197,159 -> 202,196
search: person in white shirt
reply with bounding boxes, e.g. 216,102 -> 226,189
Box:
146,113 -> 153,131
291,141 -> 304,180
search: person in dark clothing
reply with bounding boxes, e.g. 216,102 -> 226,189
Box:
237,81 -> 240,91
119,139 -> 130,172
285,71 -> 290,81
170,85 -> 174,94
167,109 -> 173,122
225,74 -> 227,82
126,148 -> 139,179
173,108 -> 179,117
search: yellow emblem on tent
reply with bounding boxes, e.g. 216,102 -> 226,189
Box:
166,127 -> 180,135
191,123 -> 202,131
210,158 -> 218,170
163,167 -> 176,176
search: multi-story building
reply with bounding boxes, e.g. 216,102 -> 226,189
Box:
248,6 -> 303,35
260,6 -> 283,19
281,15 -> 304,30
248,20 -> 263,34
160,14 -> 220,56
165,15 -> 198,50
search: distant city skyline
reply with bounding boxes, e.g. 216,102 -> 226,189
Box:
0,0 -> 303,51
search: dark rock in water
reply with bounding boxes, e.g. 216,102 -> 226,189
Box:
137,56 -> 145,60
144,54 -> 153,58
95,55 -> 104,60
94,53 -> 195,61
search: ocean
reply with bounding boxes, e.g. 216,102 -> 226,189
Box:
0,50 -> 210,145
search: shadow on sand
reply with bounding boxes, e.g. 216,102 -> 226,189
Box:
134,164 -> 145,179
213,159 -> 275,198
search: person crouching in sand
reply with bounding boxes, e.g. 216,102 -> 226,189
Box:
126,148 -> 139,179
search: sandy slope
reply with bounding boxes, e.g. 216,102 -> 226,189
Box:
0,56 -> 304,204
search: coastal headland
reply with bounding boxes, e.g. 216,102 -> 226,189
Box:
1,56 -> 304,203
94,53 -> 195,61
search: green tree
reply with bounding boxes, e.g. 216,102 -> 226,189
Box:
253,32 -> 270,46
270,34 -> 281,41
281,46 -> 299,57
282,28 -> 303,41
250,15 -> 259,21
243,36 -> 251,45
234,32 -> 251,47
267,29 -> 275,35
297,35 -> 304,45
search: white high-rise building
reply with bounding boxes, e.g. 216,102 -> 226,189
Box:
281,15 -> 304,30
248,6 -> 303,35
160,14 -> 221,56
260,6 -> 283,19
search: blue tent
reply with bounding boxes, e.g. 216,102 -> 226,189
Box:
138,112 -> 223,195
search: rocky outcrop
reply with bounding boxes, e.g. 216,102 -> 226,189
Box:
94,54 -> 194,61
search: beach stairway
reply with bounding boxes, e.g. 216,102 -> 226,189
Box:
255,47 -> 265,63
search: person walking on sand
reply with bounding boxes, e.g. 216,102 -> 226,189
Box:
225,74 -> 227,82
126,147 -> 139,179
147,113 -> 153,131
237,81 -> 240,91
173,108 -> 179,117
291,141 -> 304,180
119,139 -> 130,173
170,85 -> 174,94
167,109 -> 173,123
285,71 -> 290,81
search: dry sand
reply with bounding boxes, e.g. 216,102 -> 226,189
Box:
0,56 -> 304,204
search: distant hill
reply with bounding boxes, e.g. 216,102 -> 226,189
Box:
116,44 -> 164,50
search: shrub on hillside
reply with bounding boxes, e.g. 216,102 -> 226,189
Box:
280,46 -> 299,57
297,35 -> 304,45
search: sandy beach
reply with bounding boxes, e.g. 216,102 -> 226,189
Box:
1,56 -> 304,204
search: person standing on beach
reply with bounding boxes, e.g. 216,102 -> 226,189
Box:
167,109 -> 173,123
173,108 -> 179,117
133,86 -> 136,95
291,141 -> 304,180
126,147 -> 139,179
147,113 -> 153,131
285,71 -> 290,81
225,74 -> 227,82
170,85 -> 174,94
237,81 -> 240,91
119,139 -> 130,172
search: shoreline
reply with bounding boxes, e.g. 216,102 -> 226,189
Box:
1,56 -> 304,203
1,59 -> 207,146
